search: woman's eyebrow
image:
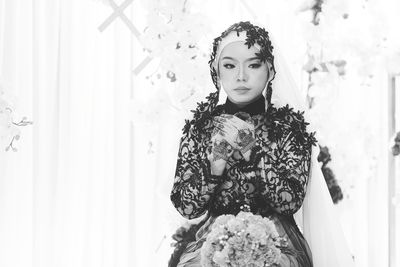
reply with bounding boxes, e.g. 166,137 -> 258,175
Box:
221,56 -> 260,61
246,57 -> 260,61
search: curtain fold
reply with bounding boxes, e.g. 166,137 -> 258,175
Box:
1,1 -> 132,266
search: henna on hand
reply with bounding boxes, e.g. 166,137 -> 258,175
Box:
211,138 -> 233,161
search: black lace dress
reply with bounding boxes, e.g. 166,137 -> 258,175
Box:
170,96 -> 317,267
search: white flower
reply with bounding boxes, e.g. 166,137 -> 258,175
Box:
0,81 -> 31,151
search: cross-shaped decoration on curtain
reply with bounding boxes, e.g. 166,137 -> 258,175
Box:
98,0 -> 139,37
98,0 -> 153,75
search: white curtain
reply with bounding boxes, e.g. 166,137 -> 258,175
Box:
1,1 -> 393,267
0,1 -> 134,266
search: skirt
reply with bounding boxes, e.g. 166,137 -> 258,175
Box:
176,211 -> 313,267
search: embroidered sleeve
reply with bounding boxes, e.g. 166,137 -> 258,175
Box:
259,107 -> 316,215
170,126 -> 226,219
260,132 -> 313,215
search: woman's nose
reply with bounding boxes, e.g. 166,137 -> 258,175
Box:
236,66 -> 248,82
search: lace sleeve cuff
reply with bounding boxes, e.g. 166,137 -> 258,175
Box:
206,174 -> 228,184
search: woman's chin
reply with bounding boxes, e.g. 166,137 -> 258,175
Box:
229,95 -> 256,105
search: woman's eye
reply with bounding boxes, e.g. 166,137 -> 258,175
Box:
249,63 -> 261,69
223,63 -> 235,69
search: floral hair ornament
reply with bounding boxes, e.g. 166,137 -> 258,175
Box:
209,21 -> 276,99
211,31 -> 261,73
211,30 -> 275,86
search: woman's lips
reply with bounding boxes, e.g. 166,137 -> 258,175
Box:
234,86 -> 250,93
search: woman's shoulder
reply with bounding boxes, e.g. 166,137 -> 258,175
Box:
181,104 -> 224,138
268,104 -> 307,124
266,104 -> 318,150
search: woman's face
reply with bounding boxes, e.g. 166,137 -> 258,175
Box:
218,41 -> 269,107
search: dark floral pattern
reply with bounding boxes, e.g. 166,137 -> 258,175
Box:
171,103 -> 317,219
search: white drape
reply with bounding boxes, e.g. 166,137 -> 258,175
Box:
1,1 -> 391,266
0,1 -> 133,266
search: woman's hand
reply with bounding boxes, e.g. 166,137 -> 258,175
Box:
213,114 -> 256,159
207,114 -> 256,176
206,133 -> 234,176
212,114 -> 241,146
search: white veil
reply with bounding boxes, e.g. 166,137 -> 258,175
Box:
206,21 -> 354,266
270,34 -> 355,267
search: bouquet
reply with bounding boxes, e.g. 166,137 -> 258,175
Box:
200,211 -> 288,267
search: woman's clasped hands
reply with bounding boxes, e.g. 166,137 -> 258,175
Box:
206,113 -> 256,176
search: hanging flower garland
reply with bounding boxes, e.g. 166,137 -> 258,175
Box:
295,0 -> 398,202
132,0 -> 214,124
298,1 -> 346,203
299,0 -> 400,78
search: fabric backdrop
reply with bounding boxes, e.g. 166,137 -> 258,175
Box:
0,1 -> 133,266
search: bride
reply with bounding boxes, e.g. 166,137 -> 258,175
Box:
169,21 -> 354,267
